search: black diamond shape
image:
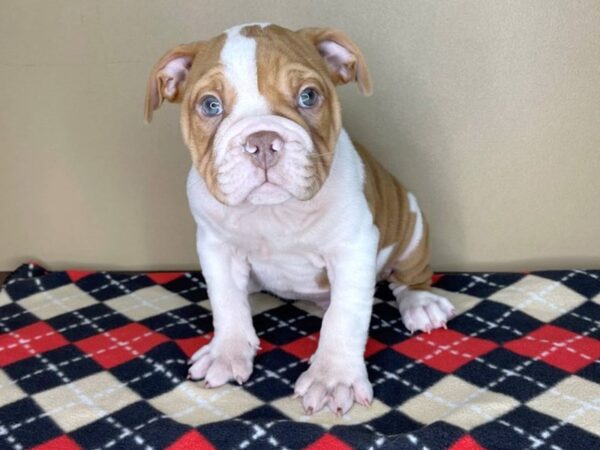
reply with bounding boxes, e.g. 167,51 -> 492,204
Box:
436,273 -> 525,298
7,263 -> 49,280
161,273 -> 208,303
368,409 -> 422,435
368,349 -> 444,406
71,401 -> 188,449
243,365 -> 293,402
47,303 -> 132,341
536,270 -> 600,299
0,303 -> 38,331
547,422 -> 600,450
141,304 -> 213,339
330,423 -> 382,449
198,419 -> 254,449
0,398 -> 63,448
472,405 -> 559,449
254,348 -> 306,385
552,302 -> 600,338
412,421 -> 466,449
6,271 -> 72,303
576,360 -> 600,383
75,272 -> 153,301
449,300 -> 542,343
260,417 -> 325,449
455,348 -> 567,402
374,282 -> 395,302
254,305 -> 312,345
370,302 -> 407,346
4,345 -> 103,395
111,342 -> 185,399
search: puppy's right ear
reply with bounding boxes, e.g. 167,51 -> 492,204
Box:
144,42 -> 200,123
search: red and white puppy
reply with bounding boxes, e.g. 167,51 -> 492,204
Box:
145,23 -> 455,415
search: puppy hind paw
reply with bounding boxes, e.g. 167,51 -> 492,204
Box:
397,290 -> 456,333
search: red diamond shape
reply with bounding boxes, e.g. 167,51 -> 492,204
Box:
257,338 -> 276,355
364,337 -> 386,358
504,324 -> 600,373
282,334 -> 385,361
0,322 -> 69,367
282,333 -> 319,360
66,270 -> 94,282
166,430 -> 215,450
31,435 -> 82,450
449,434 -> 487,450
147,272 -> 184,285
75,323 -> 168,369
305,434 -> 354,450
393,329 -> 497,373
175,333 -> 213,359
432,273 -> 444,285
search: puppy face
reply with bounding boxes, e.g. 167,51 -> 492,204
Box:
145,24 -> 371,206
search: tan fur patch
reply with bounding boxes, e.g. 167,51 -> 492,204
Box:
252,25 -> 342,198
355,143 -> 432,289
178,34 -> 232,202
315,269 -> 330,289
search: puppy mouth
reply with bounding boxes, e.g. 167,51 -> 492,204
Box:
246,179 -> 292,205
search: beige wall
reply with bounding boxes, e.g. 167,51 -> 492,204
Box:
1,0 -> 599,272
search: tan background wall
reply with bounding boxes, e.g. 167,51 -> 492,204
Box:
1,0 -> 599,272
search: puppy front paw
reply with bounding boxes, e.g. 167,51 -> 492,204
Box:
188,335 -> 259,387
397,290 -> 456,333
294,355 -> 373,416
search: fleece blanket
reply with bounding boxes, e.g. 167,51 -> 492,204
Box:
0,263 -> 598,449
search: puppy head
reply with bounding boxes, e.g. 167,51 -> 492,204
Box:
145,24 -> 371,206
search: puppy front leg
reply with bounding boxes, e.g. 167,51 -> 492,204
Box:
294,233 -> 378,415
188,235 -> 259,387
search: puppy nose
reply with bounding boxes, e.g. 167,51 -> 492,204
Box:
244,131 -> 283,169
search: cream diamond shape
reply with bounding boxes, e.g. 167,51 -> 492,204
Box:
0,370 -> 26,407
199,292 -> 289,315
18,283 -> 97,320
527,376 -> 600,436
0,290 -> 10,307
249,292 -> 285,315
400,375 -> 519,430
271,395 -> 389,428
150,382 -> 262,426
488,275 -> 586,322
292,299 -> 327,318
433,288 -> 482,315
33,372 -> 139,432
105,285 -> 190,321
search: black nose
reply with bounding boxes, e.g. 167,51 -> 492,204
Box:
244,131 -> 283,169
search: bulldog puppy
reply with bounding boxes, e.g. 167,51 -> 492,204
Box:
145,23 -> 455,415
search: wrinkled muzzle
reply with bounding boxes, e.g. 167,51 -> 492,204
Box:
212,115 -> 317,206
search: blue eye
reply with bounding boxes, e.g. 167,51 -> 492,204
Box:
297,87 -> 319,108
199,95 -> 223,117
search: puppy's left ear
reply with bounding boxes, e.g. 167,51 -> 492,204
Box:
298,27 -> 372,95
144,42 -> 200,123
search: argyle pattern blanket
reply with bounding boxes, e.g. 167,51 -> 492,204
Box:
0,264 -> 598,450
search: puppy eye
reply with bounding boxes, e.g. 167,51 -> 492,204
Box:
297,87 -> 319,109
199,95 -> 223,117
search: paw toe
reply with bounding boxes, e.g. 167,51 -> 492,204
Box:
302,382 -> 328,415
399,291 -> 456,333
328,384 -> 353,416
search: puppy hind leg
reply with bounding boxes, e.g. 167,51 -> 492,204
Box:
388,224 -> 455,333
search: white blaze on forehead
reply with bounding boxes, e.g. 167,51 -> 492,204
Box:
220,25 -> 270,118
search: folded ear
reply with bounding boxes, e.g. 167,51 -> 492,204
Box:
144,42 -> 200,123
297,27 -> 372,95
